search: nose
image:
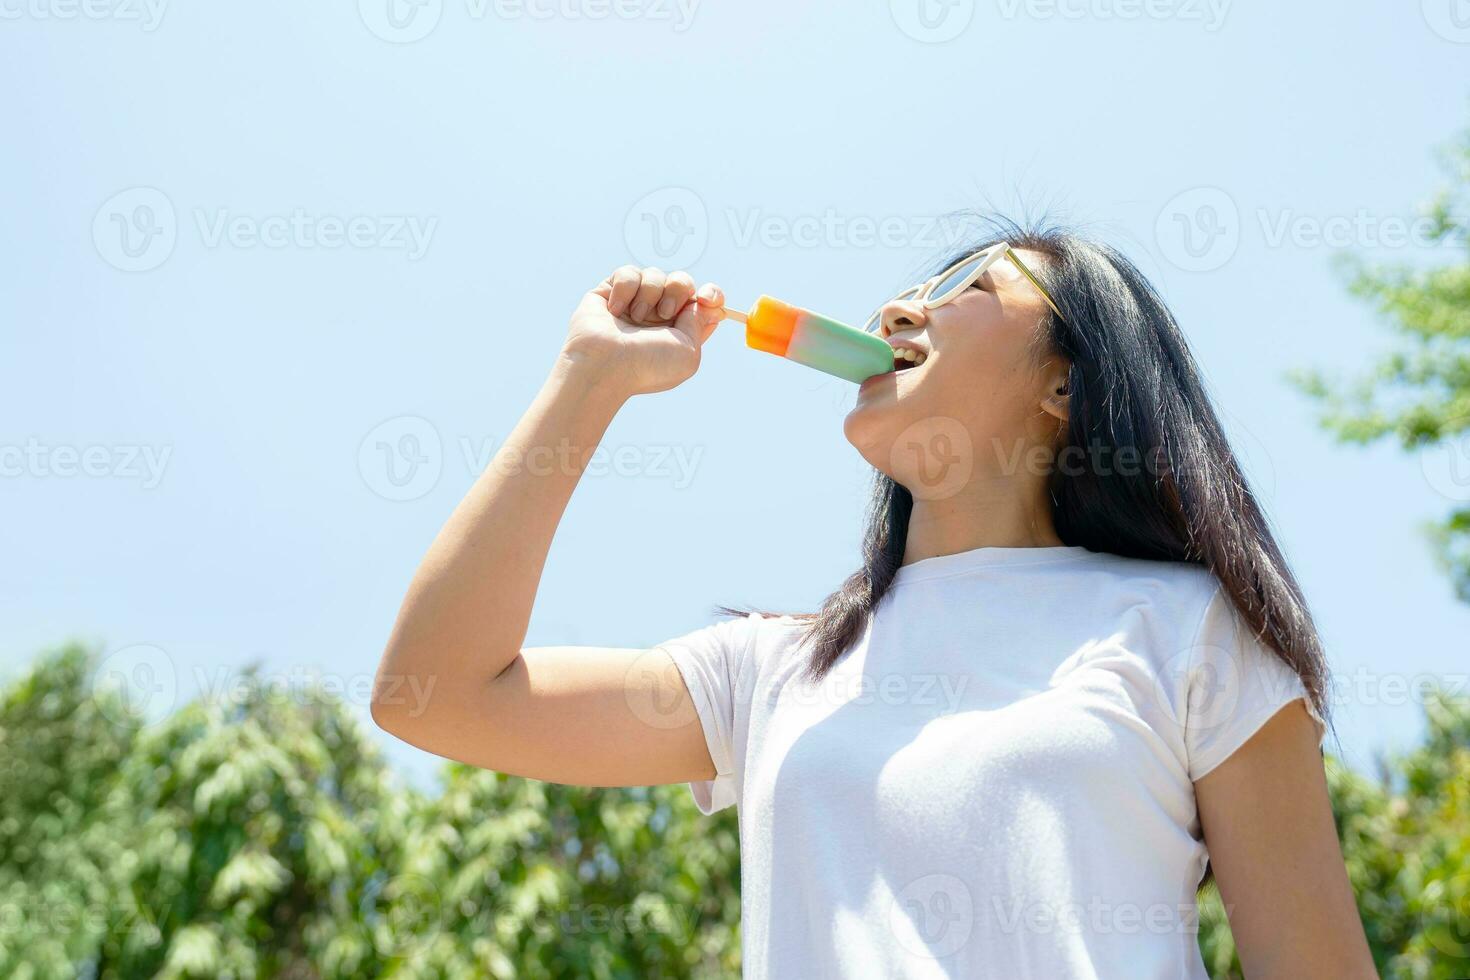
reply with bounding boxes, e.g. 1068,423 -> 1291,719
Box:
878,298 -> 927,338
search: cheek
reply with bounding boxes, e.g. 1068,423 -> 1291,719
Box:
925,341 -> 1038,430
843,346 -> 1042,477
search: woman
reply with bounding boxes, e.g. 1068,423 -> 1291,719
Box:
372,220 -> 1375,978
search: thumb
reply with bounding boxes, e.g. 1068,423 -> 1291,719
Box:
675,283 -> 728,346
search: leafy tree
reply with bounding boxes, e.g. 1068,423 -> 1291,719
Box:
100,673 -> 409,979
0,645 -> 140,977
1294,119 -> 1470,599
381,768 -> 740,979
0,653 -> 407,979
0,650 -> 739,980
5,645 -> 1464,978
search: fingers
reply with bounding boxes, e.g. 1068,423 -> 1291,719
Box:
594,267 -> 717,328
629,268 -> 668,322
602,265 -> 643,318
657,271 -> 696,321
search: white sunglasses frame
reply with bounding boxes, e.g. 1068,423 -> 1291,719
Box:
863,241 -> 1066,333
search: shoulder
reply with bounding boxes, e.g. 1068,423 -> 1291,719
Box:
719,610 -> 812,663
1071,557 -> 1329,772
1066,551 -> 1224,626
1053,554 -> 1238,688
658,610 -> 810,678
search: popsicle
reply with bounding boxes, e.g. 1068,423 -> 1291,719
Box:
721,296 -> 894,384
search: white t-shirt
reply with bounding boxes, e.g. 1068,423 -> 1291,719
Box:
663,544 -> 1325,980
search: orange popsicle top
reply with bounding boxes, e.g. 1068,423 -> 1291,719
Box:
737,296 -> 799,357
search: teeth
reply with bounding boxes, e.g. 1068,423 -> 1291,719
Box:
891,348 -> 927,371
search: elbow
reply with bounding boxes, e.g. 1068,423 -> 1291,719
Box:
369,685 -> 415,741
369,652 -> 438,740
369,689 -> 405,735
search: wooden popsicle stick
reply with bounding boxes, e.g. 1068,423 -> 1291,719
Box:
719,306 -> 748,324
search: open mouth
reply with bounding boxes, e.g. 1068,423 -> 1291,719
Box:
891,347 -> 928,372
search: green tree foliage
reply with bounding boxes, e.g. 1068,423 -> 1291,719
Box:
385,768 -> 739,978
0,649 -> 740,979
103,675 -> 409,978
0,646 -> 140,977
1294,120 -> 1470,599
3,646 -> 1464,977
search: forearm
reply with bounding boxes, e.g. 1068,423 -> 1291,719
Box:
374,352 -> 628,705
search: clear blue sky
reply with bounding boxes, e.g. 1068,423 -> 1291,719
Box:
3,0 -> 1468,783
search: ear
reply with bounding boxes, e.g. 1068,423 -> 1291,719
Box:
1039,361 -> 1071,424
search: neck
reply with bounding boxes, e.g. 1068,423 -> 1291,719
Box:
902,472 -> 1063,566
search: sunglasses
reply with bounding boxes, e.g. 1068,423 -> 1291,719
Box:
861,241 -> 1066,334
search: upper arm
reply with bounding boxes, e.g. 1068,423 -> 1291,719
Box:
373,644 -> 718,788
1194,699 -> 1375,979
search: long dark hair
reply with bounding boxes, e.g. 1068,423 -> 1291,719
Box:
779,216 -> 1332,733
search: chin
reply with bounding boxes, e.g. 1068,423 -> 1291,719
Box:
847,382 -> 981,499
844,385 -> 910,474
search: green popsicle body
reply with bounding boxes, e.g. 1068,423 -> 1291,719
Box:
743,295 -> 894,383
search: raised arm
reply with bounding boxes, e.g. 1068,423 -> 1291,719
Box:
371,267 -> 727,787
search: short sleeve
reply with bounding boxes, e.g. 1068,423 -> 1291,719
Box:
659,614 -> 757,814
1182,587 -> 1328,781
